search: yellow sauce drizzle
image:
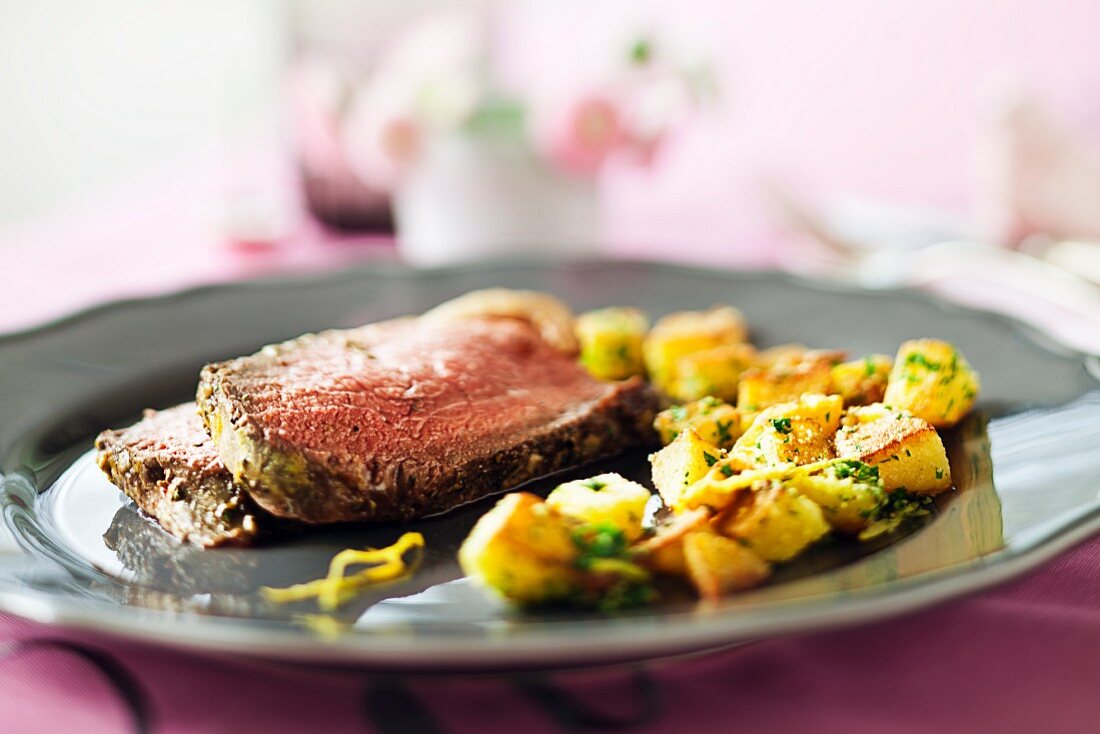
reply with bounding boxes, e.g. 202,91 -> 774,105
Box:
261,531 -> 425,611
290,613 -> 349,640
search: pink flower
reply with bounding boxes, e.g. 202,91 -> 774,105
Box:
341,9 -> 482,192
343,102 -> 422,191
380,117 -> 421,167
537,93 -> 628,176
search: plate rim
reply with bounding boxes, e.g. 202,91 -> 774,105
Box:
2,257 -> 1099,670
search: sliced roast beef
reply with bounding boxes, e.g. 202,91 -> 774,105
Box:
197,316 -> 658,524
95,404 -> 279,547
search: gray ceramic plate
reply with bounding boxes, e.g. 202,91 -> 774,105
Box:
1,260 -> 1098,671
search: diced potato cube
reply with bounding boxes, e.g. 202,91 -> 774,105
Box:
546,473 -> 651,542
730,393 -> 844,468
712,482 -> 830,562
643,306 -> 748,392
737,355 -> 837,412
835,404 -> 952,495
788,461 -> 884,534
458,493 -> 581,605
633,507 -> 712,576
649,428 -> 724,509
653,396 -> 744,449
682,530 -> 771,600
738,410 -> 760,435
831,354 -> 892,406
667,343 -> 757,402
575,307 -> 649,381
755,343 -> 810,368
424,288 -> 579,354
883,339 -> 980,428
757,346 -> 847,370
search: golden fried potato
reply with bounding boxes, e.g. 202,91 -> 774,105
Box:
546,473 -> 651,542
667,343 -> 757,403
729,393 -> 844,468
831,354 -> 892,406
424,288 -> 578,353
458,493 -> 581,605
883,339 -> 980,428
632,507 -> 712,576
653,396 -> 744,449
643,306 -> 748,393
575,307 -> 649,381
758,346 -> 847,369
712,482 -> 830,562
755,343 -> 810,368
682,530 -> 771,600
788,461 -> 884,534
835,404 -> 952,495
649,428 -> 723,509
737,354 -> 837,412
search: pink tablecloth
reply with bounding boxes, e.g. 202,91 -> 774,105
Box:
3,201 -> 1100,733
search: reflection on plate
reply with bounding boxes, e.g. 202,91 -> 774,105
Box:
0,261 -> 1097,670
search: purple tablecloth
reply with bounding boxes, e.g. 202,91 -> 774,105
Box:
3,193 -> 1100,733
3,543 -> 1099,733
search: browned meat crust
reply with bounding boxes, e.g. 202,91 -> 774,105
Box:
94,404 -> 280,547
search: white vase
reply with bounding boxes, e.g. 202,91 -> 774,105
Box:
394,133 -> 600,265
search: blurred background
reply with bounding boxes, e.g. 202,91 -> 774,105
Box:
3,0 -> 1100,340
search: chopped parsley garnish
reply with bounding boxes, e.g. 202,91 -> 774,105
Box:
704,452 -> 719,467
719,464 -> 735,478
771,417 -> 793,434
716,419 -> 733,445
858,488 -> 935,541
572,523 -> 627,561
571,523 -> 653,612
699,396 -> 722,411
879,488 -> 933,517
594,581 -> 654,612
832,459 -> 880,484
905,352 -> 941,371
